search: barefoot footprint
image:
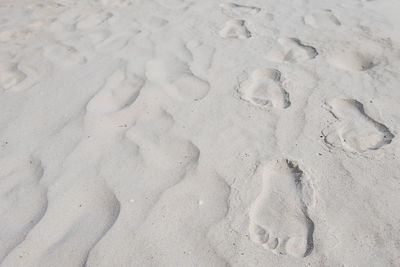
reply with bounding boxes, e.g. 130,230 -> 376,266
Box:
327,51 -> 375,71
249,159 -> 314,257
325,98 -> 394,152
303,9 -> 341,29
268,38 -> 318,63
238,68 -> 290,109
86,65 -> 144,114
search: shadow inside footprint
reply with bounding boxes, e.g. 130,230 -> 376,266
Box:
326,98 -> 394,152
249,159 -> 314,257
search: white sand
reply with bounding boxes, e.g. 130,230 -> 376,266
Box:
1,0 -> 400,266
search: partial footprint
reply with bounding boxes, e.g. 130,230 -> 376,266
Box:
268,38 -> 318,63
42,42 -> 87,66
0,28 -> 36,44
220,3 -> 261,17
126,108 -> 200,170
327,51 -> 375,71
97,0 -> 132,7
146,56 -> 210,102
0,62 -> 26,91
155,0 -> 191,9
249,159 -> 314,257
144,16 -> 169,28
238,68 -> 290,109
304,9 -> 341,29
86,64 -> 144,114
219,19 -> 251,39
324,98 -> 394,152
75,12 -> 113,30
186,40 -> 215,74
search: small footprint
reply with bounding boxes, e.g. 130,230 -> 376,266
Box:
327,51 -> 374,71
303,9 -> 341,28
268,38 -> 318,63
219,19 -> 251,39
219,3 -> 261,17
237,68 -> 290,109
324,98 -> 394,152
249,159 -> 314,257
0,62 -> 26,91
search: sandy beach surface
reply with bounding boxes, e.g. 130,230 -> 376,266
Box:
1,0 -> 400,266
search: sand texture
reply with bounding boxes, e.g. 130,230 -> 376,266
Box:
1,0 -> 400,266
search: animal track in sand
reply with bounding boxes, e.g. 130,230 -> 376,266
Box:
327,51 -> 375,71
324,98 -> 394,152
86,65 -> 144,114
304,9 -> 341,28
268,38 -> 318,63
238,68 -> 290,109
249,159 -> 314,258
219,19 -> 251,39
146,57 -> 210,102
0,62 -> 27,91
220,2 -> 261,17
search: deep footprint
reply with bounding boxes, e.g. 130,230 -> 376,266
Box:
249,159 -> 314,257
326,98 -> 394,152
238,68 -> 290,109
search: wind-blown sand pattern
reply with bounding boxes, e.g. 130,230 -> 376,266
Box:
1,0 -> 400,266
